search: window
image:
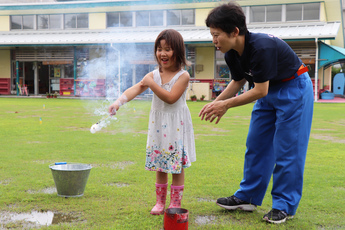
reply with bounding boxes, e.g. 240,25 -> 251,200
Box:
11,16 -> 21,29
250,5 -> 282,23
250,6 -> 265,23
120,12 -> 132,27
107,12 -> 119,27
109,9 -> 193,28
167,9 -> 194,26
287,3 -> 319,21
38,15 -> 49,29
11,15 -> 34,30
167,10 -> 180,25
77,14 -> 88,28
186,46 -> 195,78
150,11 -> 164,26
217,65 -> 230,78
136,11 -> 149,27
136,11 -> 164,27
11,14 -> 80,30
286,4 -> 302,21
216,50 -> 230,79
50,15 -> 62,29
64,14 -> 76,29
303,3 -> 320,20
267,5 -> 282,22
182,9 -> 194,25
38,15 -> 62,30
107,12 -> 132,27
64,14 -> 88,29
23,15 -> 35,29
247,3 -> 319,23
11,16 -> 22,29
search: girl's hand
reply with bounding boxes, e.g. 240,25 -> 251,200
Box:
108,102 -> 120,116
140,74 -> 154,87
108,94 -> 128,116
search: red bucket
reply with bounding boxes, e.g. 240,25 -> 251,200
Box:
163,208 -> 189,230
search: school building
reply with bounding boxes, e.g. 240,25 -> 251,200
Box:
0,0 -> 344,101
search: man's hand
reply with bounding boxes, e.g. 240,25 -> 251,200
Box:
199,100 -> 227,124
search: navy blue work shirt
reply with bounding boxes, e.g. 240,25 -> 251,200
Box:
224,32 -> 302,87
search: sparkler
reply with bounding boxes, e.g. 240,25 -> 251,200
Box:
90,97 -> 124,134
96,114 -> 110,124
90,114 -> 109,134
90,123 -> 101,134
90,111 -> 117,134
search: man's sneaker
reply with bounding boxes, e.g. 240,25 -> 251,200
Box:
216,195 -> 256,211
263,209 -> 289,224
287,215 -> 294,220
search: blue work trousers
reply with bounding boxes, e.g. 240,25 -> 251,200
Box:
234,72 -> 314,215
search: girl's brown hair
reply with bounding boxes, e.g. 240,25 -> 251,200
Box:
154,29 -> 189,71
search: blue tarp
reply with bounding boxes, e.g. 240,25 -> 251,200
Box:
319,41 -> 345,68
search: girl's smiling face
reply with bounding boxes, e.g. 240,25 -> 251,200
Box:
156,39 -> 175,69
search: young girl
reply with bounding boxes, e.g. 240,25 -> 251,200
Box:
108,29 -> 196,215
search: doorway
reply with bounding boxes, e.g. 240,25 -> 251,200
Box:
38,63 -> 49,94
13,62 -> 50,95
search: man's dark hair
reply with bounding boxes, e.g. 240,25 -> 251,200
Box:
206,2 -> 248,35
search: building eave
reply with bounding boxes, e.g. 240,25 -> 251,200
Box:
0,21 -> 340,46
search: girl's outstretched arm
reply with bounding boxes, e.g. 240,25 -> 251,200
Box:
108,75 -> 150,115
141,72 -> 190,104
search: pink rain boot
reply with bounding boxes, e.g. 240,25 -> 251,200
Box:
150,183 -> 168,215
168,185 -> 184,209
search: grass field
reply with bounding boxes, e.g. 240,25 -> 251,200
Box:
0,97 -> 344,229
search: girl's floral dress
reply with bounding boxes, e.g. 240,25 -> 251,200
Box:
145,69 -> 196,174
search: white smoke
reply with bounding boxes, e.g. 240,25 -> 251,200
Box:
82,43 -> 154,132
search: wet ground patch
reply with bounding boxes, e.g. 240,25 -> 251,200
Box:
26,187 -> 57,195
64,126 -> 90,132
211,127 -> 229,133
26,141 -> 43,144
92,161 -> 135,170
330,119 -> 345,126
0,210 -> 82,229
33,160 -> 60,164
195,133 -> 229,138
194,215 -> 217,225
333,186 -> 345,191
197,197 -> 216,203
0,179 -> 11,185
193,213 -> 245,226
311,133 -> 345,143
106,182 -> 130,187
317,224 -> 345,229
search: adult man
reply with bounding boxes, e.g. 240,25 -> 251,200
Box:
199,2 -> 313,224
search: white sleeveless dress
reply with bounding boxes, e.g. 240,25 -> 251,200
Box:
145,69 -> 196,174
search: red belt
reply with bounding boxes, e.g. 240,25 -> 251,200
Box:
281,64 -> 309,82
